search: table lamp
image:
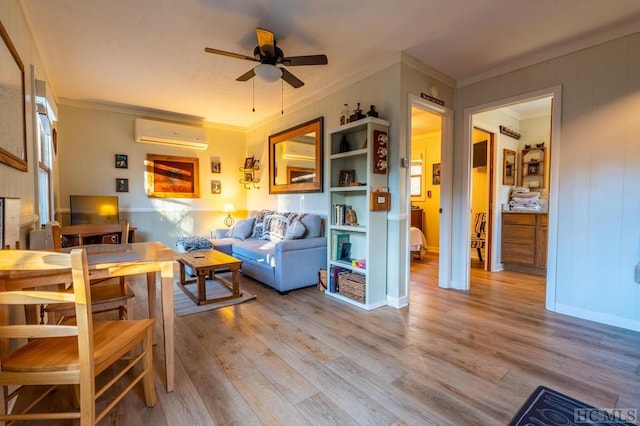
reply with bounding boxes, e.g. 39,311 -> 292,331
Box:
223,203 -> 235,228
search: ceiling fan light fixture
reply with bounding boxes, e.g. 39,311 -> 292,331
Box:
254,63 -> 282,82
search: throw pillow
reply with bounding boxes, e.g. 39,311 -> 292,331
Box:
251,209 -> 274,239
284,218 -> 307,240
175,236 -> 213,252
226,217 -> 255,240
263,214 -> 288,242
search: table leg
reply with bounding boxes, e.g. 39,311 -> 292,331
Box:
231,266 -> 240,296
197,273 -> 206,303
160,261 -> 175,392
146,272 -> 156,322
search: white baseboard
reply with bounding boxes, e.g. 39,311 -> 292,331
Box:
387,295 -> 408,308
555,303 -> 640,332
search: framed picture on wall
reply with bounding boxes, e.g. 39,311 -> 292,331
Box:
211,180 -> 221,194
115,154 -> 128,169
145,154 -> 200,198
116,178 -> 129,192
432,163 -> 441,185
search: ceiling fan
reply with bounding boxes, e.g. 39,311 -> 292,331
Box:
205,27 -> 328,88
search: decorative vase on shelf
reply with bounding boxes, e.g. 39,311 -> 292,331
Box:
340,104 -> 350,125
366,105 -> 379,118
339,135 -> 349,153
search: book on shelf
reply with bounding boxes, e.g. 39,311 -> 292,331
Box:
328,266 -> 349,292
333,204 -> 356,226
331,233 -> 350,261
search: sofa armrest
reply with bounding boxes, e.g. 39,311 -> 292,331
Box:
275,237 -> 327,254
214,228 -> 229,239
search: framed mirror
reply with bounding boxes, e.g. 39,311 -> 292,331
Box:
269,117 -> 323,194
503,149 -> 516,185
0,20 -> 28,172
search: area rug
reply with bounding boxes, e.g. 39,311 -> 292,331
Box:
509,385 -> 636,425
173,278 -> 256,317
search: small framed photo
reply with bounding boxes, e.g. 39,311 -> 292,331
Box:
115,154 -> 128,169
432,163 -> 441,185
211,180 -> 221,194
339,169 -> 355,186
244,156 -> 255,170
116,178 -> 129,192
211,160 -> 221,173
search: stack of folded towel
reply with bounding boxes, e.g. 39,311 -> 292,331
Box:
509,186 -> 541,211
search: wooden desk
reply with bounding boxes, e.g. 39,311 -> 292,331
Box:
0,242 -> 179,392
60,224 -> 137,246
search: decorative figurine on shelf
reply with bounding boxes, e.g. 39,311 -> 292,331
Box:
340,103 -> 350,126
349,102 -> 366,123
345,207 -> 358,226
366,105 -> 379,118
339,134 -> 350,153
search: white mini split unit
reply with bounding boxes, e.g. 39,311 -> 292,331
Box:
134,118 -> 208,150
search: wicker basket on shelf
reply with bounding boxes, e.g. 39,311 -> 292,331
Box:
339,272 -> 366,303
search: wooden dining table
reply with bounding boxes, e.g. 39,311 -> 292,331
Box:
0,241 -> 180,392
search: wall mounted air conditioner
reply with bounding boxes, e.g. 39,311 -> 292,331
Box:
134,118 -> 208,150
281,141 -> 315,161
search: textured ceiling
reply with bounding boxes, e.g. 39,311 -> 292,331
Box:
21,0 -> 640,128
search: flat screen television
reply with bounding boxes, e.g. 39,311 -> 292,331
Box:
473,140 -> 488,168
70,195 -> 119,225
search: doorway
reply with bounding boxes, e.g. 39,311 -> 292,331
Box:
470,128 -> 493,271
462,87 -> 561,309
407,96 -> 449,294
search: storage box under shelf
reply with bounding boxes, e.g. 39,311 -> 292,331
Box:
339,272 -> 366,303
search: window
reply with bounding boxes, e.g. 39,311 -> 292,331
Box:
410,159 -> 423,197
36,106 -> 54,225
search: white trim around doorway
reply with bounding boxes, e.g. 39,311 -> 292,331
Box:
405,94 -> 454,303
460,85 -> 562,311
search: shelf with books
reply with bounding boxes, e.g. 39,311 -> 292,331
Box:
325,117 -> 389,310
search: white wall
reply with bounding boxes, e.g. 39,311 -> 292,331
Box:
56,103 -> 247,248
456,33 -> 640,330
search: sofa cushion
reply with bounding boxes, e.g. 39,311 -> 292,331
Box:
226,217 -> 255,240
284,218 -> 306,240
232,239 -> 276,267
175,236 -> 213,252
300,214 -> 322,238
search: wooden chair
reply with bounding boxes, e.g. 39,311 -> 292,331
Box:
0,249 -> 156,424
44,223 -> 136,324
470,212 -> 487,263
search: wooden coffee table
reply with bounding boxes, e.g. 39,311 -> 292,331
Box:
177,250 -> 242,305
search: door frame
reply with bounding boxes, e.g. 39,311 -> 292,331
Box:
471,127 -> 495,270
405,94 -> 454,295
459,86 -> 562,311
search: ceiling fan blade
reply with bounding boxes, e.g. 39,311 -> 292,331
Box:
256,27 -> 275,57
281,54 -> 328,66
204,47 -> 258,62
280,68 -> 304,88
236,69 -> 256,82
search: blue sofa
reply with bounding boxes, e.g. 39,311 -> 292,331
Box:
211,210 -> 327,293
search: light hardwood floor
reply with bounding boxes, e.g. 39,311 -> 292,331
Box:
19,253 -> 640,425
